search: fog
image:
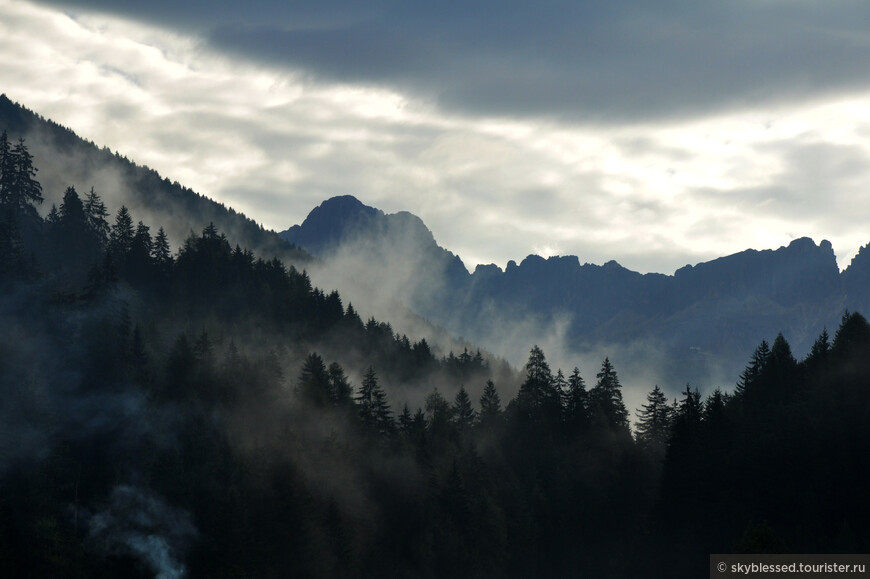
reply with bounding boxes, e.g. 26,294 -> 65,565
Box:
293,207 -> 748,422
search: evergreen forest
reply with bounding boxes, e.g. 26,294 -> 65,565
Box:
2,134 -> 870,578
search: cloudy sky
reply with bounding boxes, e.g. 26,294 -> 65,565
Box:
3,0 -> 870,273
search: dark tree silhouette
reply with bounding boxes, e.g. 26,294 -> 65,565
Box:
588,357 -> 629,430
298,352 -> 332,407
479,379 -> 502,429
109,204 -> 135,262
734,340 -> 770,400
83,187 -> 110,246
635,385 -> 671,458
513,345 -> 562,433
452,385 -> 476,431
356,366 -> 394,436
564,366 -> 588,435
4,137 -> 43,219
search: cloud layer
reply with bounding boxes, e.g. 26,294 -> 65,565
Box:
32,0 -> 870,123
2,0 -> 870,274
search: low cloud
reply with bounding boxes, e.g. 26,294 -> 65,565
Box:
32,0 -> 870,124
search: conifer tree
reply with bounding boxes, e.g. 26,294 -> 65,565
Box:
152,227 -> 172,268
83,187 -> 110,246
372,385 -> 394,436
459,347 -> 472,367
0,211 -> 28,281
424,389 -> 454,446
129,221 -> 153,274
564,367 -> 588,434
327,362 -> 353,406
734,340 -> 770,400
46,204 -> 59,225
398,404 -> 414,434
413,338 -> 434,367
635,385 -> 672,456
6,138 -> 42,219
472,349 -> 485,368
479,379 -> 502,428
54,186 -> 100,273
703,387 -> 727,425
354,366 -> 378,429
807,328 -> 830,364
59,185 -> 86,223
831,311 -> 870,357
344,302 -> 363,332
109,205 -> 135,259
669,384 -> 703,449
589,357 -> 629,429
758,333 -> 797,406
356,367 -> 393,436
299,353 -> 331,407
554,369 -> 568,413
515,346 -> 560,421
452,385 -> 476,431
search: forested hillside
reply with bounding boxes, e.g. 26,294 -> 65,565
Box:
0,94 -> 309,266
2,135 -> 870,578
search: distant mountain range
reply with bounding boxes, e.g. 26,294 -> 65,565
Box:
281,195 -> 867,391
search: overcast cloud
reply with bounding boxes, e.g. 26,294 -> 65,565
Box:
3,0 -> 870,274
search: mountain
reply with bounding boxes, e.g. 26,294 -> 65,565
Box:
0,94 -> 308,265
280,194 -> 467,283
279,196 -> 470,346
281,195 -> 855,391
281,195 -> 381,255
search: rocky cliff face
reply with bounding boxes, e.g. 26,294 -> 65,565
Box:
844,243 -> 870,315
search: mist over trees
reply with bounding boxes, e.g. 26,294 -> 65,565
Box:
2,137 -> 870,577
0,94 -> 310,268
281,194 -> 869,396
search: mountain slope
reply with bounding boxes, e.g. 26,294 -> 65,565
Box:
0,94 -> 309,265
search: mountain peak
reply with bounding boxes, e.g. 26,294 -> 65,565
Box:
318,194 -> 369,211
787,236 -> 815,248
278,197 -> 464,277
309,195 -> 380,222
279,195 -> 382,255
786,236 -> 834,257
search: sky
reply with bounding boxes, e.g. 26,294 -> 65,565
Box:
3,0 -> 870,273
